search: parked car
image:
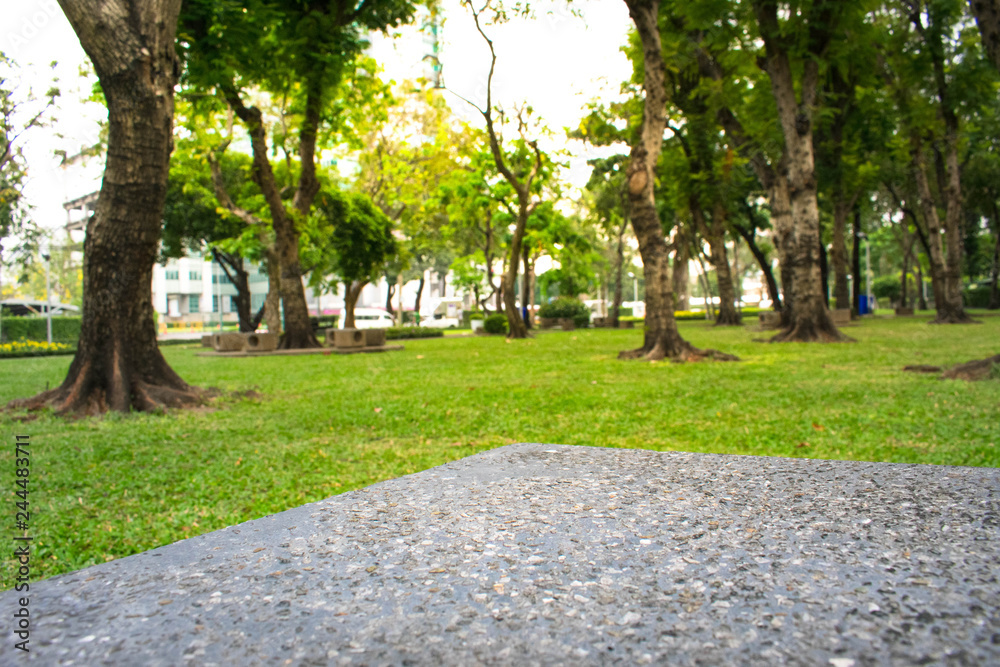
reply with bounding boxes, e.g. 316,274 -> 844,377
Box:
348,308 -> 395,329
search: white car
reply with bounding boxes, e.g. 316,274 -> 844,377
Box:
347,308 -> 395,329
422,313 -> 461,328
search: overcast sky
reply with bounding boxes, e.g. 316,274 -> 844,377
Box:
2,0 -> 634,234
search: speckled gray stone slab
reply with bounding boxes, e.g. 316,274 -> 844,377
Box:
3,444 -> 999,666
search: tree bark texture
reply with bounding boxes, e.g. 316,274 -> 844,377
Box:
621,0 -> 736,362
521,246 -> 532,328
970,0 -> 1000,72
988,226 -> 1000,308
753,0 -> 847,342
909,5 -> 975,323
706,203 -> 741,325
672,227 -> 691,312
909,137 -> 972,322
831,197 -> 853,310
263,250 -> 282,334
415,275 -> 426,324
343,281 -> 365,329
212,248 -> 261,333
611,219 -> 627,327
11,0 -> 202,415
733,220 -> 781,311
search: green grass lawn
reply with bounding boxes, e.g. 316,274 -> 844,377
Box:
1,313 -> 998,588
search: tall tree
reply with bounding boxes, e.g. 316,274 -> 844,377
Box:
879,0 -> 983,322
460,1 -> 545,339
14,0 -> 202,414
180,0 -> 415,348
750,0 -> 850,341
620,0 -> 735,361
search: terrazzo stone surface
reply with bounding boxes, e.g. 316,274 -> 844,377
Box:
2,443 -> 999,666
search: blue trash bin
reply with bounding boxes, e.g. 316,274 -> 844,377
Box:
859,295 -> 870,315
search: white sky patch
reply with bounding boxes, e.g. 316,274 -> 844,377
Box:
2,0 -> 634,233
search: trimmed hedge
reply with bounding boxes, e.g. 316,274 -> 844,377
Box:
0,340 -> 75,358
384,327 -> 444,340
1,316 -> 81,344
483,313 -> 508,334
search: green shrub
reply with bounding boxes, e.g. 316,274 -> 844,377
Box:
873,275 -> 902,303
1,316 -> 81,344
384,327 -> 443,340
537,297 -> 588,319
538,297 -> 590,327
964,283 -> 995,309
483,313 -> 508,334
615,307 -> 633,318
469,311 -> 485,320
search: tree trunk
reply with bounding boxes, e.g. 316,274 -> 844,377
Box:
700,203 -> 740,325
415,275 -> 425,325
988,227 -> 999,309
910,137 -> 972,323
970,0 -> 1000,72
385,279 -> 395,315
672,222 -> 691,311
343,281 -> 365,329
611,220 -> 627,327
733,221 -> 781,311
12,0 -> 201,415
521,246 -> 532,328
831,197 -> 853,310
212,248 -> 256,332
224,98 -> 317,349
770,174 -> 795,325
754,0 -> 846,342
819,236 -> 829,308
263,251 -> 282,334
851,209 -> 863,317
620,0 -> 736,362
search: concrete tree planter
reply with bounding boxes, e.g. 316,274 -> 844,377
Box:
830,308 -> 852,327
212,332 -> 245,352
201,334 -> 214,347
538,318 -> 557,329
332,328 -> 365,349
895,307 -> 914,316
558,318 -> 575,331
470,320 -> 485,333
364,329 -> 387,348
244,332 -> 278,352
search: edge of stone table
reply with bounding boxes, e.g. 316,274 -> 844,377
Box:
3,444 -> 998,666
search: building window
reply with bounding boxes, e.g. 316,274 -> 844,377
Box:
212,274 -> 232,284
229,296 -> 238,313
189,270 -> 201,280
188,295 -> 200,313
165,270 -> 179,280
251,294 -> 266,312
212,295 -> 219,312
